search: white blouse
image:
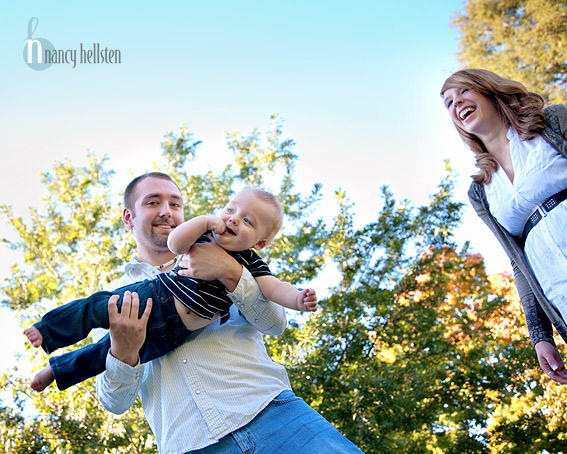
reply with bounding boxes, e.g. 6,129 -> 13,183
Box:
485,128 -> 567,321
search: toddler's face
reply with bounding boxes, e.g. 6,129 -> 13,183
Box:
214,191 -> 274,251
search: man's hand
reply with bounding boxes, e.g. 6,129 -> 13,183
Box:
535,340 -> 567,384
177,241 -> 242,292
108,291 -> 152,367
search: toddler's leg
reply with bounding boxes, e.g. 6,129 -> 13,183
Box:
31,365 -> 54,392
49,333 -> 112,390
33,283 -> 150,354
24,326 -> 43,348
32,289 -> 118,354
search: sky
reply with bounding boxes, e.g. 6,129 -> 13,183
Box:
0,1 -> 512,378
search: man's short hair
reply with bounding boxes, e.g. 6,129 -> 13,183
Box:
124,172 -> 181,213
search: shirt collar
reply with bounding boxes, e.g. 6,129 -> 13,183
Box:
124,256 -> 162,280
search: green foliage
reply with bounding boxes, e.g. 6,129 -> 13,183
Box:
268,174 -> 567,452
1,153 -> 127,315
452,0 -> 567,104
0,116 -> 328,452
1,374 -> 49,453
447,5 -> 567,449
3,116 -> 567,453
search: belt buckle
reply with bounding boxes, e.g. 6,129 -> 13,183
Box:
536,204 -> 549,218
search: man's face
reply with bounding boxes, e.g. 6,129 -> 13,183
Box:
124,177 -> 184,256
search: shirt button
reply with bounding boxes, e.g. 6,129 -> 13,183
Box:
182,359 -> 187,364
254,319 -> 259,323
195,389 -> 201,395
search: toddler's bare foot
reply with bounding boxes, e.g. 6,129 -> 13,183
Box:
24,326 -> 43,348
31,365 -> 54,392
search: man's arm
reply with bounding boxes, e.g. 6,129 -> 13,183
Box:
177,241 -> 287,335
228,267 -> 287,335
95,292 -> 150,414
97,351 -> 145,414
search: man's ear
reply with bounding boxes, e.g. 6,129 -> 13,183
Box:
253,239 -> 267,250
123,208 -> 134,230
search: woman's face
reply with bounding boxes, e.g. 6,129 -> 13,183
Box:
442,87 -> 503,139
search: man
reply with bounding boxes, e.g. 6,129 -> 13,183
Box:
96,172 -> 364,454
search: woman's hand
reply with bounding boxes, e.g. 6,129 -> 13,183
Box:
534,340 -> 567,384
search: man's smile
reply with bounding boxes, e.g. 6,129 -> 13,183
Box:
153,222 -> 175,230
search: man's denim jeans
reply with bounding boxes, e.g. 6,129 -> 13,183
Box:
189,390 -> 365,454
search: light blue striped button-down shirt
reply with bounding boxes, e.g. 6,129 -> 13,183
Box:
94,257 -> 290,454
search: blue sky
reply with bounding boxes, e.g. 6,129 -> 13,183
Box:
0,1 -> 510,373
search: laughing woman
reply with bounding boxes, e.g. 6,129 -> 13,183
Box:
441,69 -> 567,384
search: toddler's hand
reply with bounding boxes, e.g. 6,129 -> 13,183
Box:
298,288 -> 318,312
208,216 -> 226,235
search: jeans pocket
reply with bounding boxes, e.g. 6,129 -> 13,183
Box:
148,322 -> 167,339
269,389 -> 301,406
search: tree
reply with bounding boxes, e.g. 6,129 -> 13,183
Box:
450,2 -> 567,451
0,116 -> 328,452
4,117 -> 567,453
267,173 -> 567,453
452,0 -> 567,104
0,154 -> 164,453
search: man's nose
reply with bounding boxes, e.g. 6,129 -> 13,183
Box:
159,205 -> 172,218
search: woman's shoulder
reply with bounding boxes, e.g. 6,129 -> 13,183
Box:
544,104 -> 567,124
467,181 -> 485,211
467,181 -> 482,198
543,104 -> 567,149
544,104 -> 567,113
